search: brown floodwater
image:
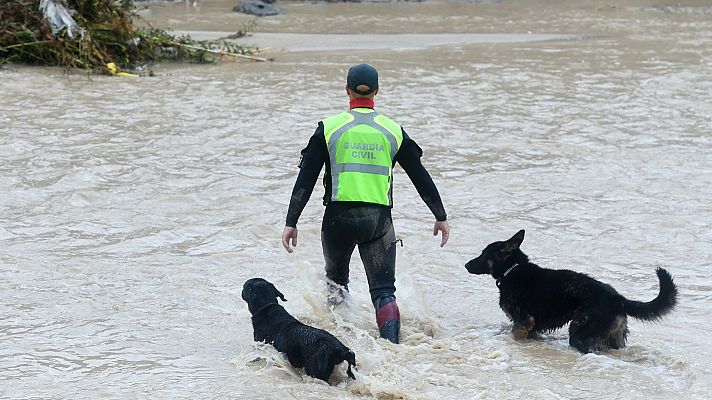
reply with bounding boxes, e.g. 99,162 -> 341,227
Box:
1,0 -> 711,398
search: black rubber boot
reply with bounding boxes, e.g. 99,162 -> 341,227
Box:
375,296 -> 400,344
378,319 -> 401,344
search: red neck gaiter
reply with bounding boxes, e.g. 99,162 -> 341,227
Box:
349,98 -> 375,109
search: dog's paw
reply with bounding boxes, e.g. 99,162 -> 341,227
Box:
512,325 -> 530,340
512,316 -> 535,340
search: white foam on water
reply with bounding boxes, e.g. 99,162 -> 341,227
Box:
2,0 -> 711,398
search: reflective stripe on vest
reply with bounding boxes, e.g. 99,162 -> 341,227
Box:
322,108 -> 403,206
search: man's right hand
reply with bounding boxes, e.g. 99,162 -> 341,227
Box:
282,226 -> 298,253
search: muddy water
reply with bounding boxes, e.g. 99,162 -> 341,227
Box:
1,0 -> 711,398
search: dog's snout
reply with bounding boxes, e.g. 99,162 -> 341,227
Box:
465,259 -> 476,273
241,286 -> 254,302
465,257 -> 487,274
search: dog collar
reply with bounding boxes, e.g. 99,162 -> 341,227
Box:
252,302 -> 277,316
496,262 -> 520,286
503,263 -> 520,277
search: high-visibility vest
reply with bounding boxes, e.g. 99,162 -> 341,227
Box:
322,108 -> 404,206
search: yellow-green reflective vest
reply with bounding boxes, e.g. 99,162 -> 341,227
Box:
322,108 -> 404,206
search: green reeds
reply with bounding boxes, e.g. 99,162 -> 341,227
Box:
0,0 -> 261,72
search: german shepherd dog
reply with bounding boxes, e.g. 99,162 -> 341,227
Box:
242,278 -> 357,383
465,230 -> 677,353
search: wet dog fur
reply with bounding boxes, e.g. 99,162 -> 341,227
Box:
242,278 -> 356,383
465,230 -> 678,353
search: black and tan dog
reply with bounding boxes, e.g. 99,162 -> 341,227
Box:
465,230 -> 678,353
242,278 -> 356,383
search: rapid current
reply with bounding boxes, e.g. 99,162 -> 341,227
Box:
1,0 -> 711,398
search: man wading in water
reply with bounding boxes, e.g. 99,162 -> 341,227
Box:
282,64 -> 449,343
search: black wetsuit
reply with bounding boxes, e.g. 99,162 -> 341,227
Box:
285,112 -> 447,342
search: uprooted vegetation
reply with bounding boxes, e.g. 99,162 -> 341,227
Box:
0,0 -> 263,74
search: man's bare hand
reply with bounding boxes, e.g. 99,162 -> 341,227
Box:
282,226 -> 298,253
433,220 -> 450,247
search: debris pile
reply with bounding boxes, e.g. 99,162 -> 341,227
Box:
0,0 -> 262,73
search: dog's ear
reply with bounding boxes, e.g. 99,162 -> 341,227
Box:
265,281 -> 287,302
503,229 -> 525,253
275,289 -> 287,302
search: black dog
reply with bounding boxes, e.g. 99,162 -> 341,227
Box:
242,278 -> 356,383
465,230 -> 678,353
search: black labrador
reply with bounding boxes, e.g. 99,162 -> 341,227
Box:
465,230 -> 677,353
242,278 -> 356,383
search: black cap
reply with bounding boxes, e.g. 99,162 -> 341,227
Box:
347,64 -> 378,95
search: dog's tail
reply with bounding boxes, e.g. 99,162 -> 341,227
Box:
623,268 -> 678,321
342,349 -> 357,380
